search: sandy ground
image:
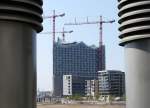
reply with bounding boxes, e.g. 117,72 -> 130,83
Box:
37,104 -> 125,108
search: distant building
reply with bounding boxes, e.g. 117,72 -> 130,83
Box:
53,40 -> 105,97
63,75 -> 72,96
72,76 -> 86,96
36,91 -> 52,102
98,70 -> 125,97
63,75 -> 87,96
85,80 -> 99,97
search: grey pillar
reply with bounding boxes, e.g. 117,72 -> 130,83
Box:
0,1 -> 43,108
118,0 -> 150,108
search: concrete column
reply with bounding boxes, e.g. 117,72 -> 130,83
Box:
118,0 -> 150,108
125,39 -> 150,108
0,1 -> 43,108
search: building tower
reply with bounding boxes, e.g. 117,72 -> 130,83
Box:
53,40 -> 104,97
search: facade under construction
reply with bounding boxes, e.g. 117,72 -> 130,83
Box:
53,39 -> 105,97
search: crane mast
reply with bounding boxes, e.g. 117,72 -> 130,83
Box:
43,10 -> 65,45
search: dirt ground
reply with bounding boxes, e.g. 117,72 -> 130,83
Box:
37,104 -> 125,108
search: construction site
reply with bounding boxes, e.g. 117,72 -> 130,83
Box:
2,0 -> 150,108
35,9 -> 126,108
41,9 -> 122,97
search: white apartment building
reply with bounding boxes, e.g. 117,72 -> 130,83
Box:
85,80 -> 99,97
63,75 -> 72,96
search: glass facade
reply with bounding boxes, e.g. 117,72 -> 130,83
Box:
53,41 -> 105,97
98,70 -> 125,97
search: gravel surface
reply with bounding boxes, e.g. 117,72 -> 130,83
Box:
37,104 -> 125,108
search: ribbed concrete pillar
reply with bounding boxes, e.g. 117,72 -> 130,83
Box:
0,1 -> 43,108
118,0 -> 150,108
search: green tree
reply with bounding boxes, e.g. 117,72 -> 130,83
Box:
95,93 -> 100,100
72,94 -> 82,100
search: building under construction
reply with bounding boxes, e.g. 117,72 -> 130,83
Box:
53,39 -> 105,97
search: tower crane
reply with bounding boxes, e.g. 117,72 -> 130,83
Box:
65,16 -> 115,70
40,27 -> 73,42
42,10 -> 66,81
43,10 -> 65,45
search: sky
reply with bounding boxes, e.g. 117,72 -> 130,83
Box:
36,0 -> 124,91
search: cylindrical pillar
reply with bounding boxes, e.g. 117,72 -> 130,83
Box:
0,1 -> 43,108
118,0 -> 150,108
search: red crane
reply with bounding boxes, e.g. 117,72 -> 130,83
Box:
65,16 -> 115,70
42,10 -> 66,80
40,27 -> 73,42
43,10 -> 65,45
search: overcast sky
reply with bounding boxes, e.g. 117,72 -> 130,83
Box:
36,0 -> 124,91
